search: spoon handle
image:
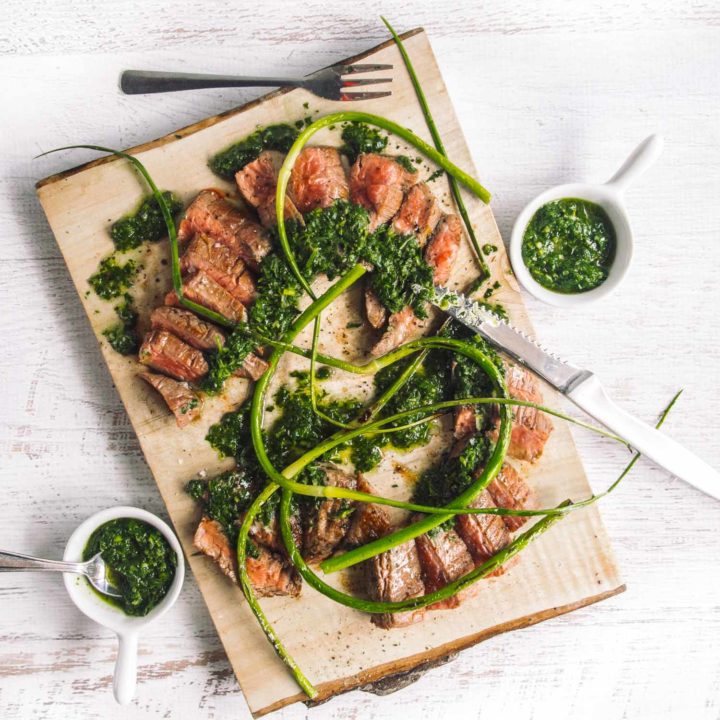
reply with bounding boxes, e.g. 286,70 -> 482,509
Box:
0,549 -> 85,574
605,134 -> 664,193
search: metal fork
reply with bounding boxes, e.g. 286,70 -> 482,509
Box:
120,63 -> 393,101
0,549 -> 122,598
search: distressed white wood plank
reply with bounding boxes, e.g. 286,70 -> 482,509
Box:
1,3 -> 720,719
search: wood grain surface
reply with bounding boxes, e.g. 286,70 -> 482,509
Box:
2,2 -> 720,719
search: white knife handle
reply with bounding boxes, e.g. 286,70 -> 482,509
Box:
567,375 -> 720,500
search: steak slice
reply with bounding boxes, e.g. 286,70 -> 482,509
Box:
415,523 -> 474,610
454,489 -> 510,576
235,150 -> 302,227
181,234 -> 257,305
370,305 -> 422,357
166,271 -> 247,325
487,463 -> 536,532
364,286 -> 388,329
369,540 -> 426,629
233,352 -> 269,382
425,214 -> 462,285
392,182 -> 442,246
139,371 -> 202,428
138,330 -> 208,382
150,306 -> 226,351
244,509 -> 303,557
246,543 -> 302,598
302,464 -> 357,564
349,154 -> 415,230
193,516 -> 301,596
288,146 -> 349,213
182,189 -> 271,270
489,363 -> 554,462
344,477 -> 391,548
194,516 -> 237,581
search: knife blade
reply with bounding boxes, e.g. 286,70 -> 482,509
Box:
429,285 -> 720,500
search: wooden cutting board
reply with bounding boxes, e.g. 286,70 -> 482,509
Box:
36,28 -> 623,718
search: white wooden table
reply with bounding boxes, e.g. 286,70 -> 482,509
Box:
2,2 -> 719,718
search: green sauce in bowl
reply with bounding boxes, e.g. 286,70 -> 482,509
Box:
521,198 -> 616,294
83,518 -> 177,616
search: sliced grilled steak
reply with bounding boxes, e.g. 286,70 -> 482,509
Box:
415,522 -> 474,610
344,477 -> 391,547
454,404 -> 478,440
349,154 -> 415,230
233,352 -> 269,382
193,516 -> 301,596
139,371 -> 202,427
369,213 -> 460,356
194,516 -> 237,581
244,510 -> 303,557
246,543 -> 302,597
370,305 -> 422,357
150,306 -> 226,351
489,364 -> 554,462
181,234 -> 256,305
487,463 -> 536,532
392,182 -> 442,246
139,330 -> 209,382
364,286 -> 388,329
425,214 -> 462,285
288,146 -> 349,213
454,489 -> 509,576
235,150 -> 302,227
302,464 -> 357,563
182,189 -> 271,270
166,271 -> 247,325
369,540 -> 426,629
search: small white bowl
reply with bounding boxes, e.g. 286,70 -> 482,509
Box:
509,134 -> 663,308
63,506 -> 185,705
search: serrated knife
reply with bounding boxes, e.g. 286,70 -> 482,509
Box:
430,286 -> 720,500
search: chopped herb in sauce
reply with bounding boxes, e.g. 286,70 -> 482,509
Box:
522,198 -> 616,293
83,518 -> 176,616
415,434 -> 492,532
202,326 -> 257,395
340,122 -> 388,163
88,255 -> 137,300
394,155 -> 418,174
110,192 -> 182,252
482,243 -> 497,255
210,124 -> 299,180
102,294 -> 139,355
426,168 -> 444,183
251,200 -> 434,334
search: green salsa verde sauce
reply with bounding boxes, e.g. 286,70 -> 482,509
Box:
83,518 -> 177,616
521,198 -> 616,293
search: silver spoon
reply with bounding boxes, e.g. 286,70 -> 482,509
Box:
0,549 -> 122,597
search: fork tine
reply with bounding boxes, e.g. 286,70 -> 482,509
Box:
339,63 -> 394,75
341,77 -> 392,88
340,90 -> 393,101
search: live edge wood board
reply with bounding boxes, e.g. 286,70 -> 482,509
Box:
36,28 -> 623,718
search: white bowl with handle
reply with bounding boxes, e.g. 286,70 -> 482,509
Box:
63,506 -> 185,705
509,134 -> 664,307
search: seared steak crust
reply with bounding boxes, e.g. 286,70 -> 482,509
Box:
415,522 -> 474,610
302,464 -> 357,563
182,189 -> 271,270
139,371 -> 202,427
181,234 -> 256,305
150,306 -> 225,351
139,330 -> 208,382
369,540 -> 426,629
